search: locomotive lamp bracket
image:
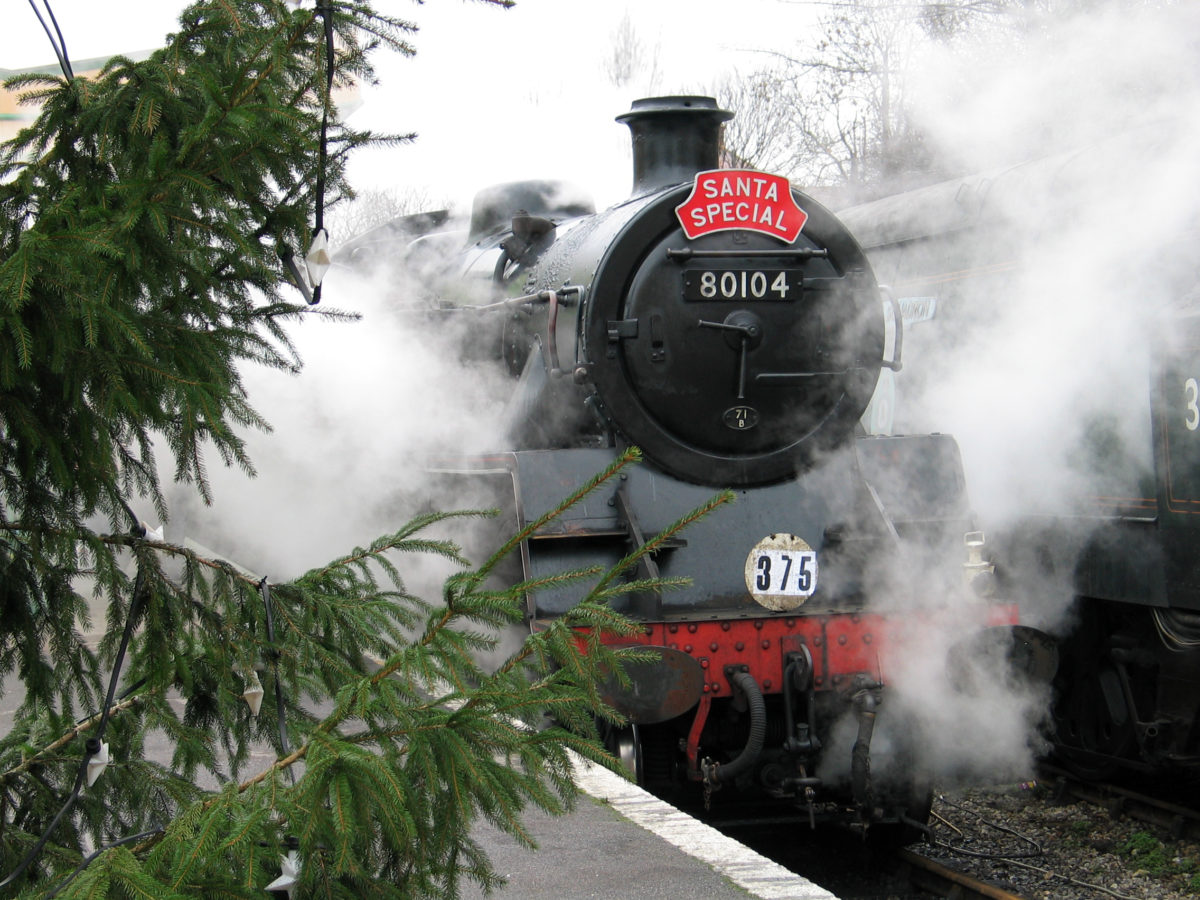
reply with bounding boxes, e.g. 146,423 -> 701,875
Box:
963,530 -> 996,596
610,479 -> 689,620
786,648 -> 814,692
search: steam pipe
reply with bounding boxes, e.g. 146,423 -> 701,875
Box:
467,286 -> 584,312
851,686 -> 878,814
713,671 -> 766,784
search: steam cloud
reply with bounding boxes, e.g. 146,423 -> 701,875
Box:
853,0 -> 1200,783
160,255 -> 516,581
906,1 -> 1200,532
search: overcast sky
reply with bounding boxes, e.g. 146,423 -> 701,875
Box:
3,0 -> 813,210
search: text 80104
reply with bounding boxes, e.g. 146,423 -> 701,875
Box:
683,269 -> 801,302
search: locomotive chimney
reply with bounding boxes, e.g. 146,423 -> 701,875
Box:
617,96 -> 734,196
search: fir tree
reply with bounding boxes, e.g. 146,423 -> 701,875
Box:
0,2 -> 731,896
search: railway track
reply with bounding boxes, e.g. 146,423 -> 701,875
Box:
709,812 -> 1036,899
918,773 -> 1200,900
896,848 -> 1030,900
698,762 -> 1200,899
1037,762 -> 1200,841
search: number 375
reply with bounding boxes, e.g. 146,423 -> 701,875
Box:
755,551 -> 815,596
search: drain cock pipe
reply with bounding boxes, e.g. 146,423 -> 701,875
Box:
851,681 -> 880,814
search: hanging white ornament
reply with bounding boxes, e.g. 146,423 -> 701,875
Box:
265,849 -> 300,897
304,229 -> 331,287
240,670 -> 265,717
86,741 -> 110,787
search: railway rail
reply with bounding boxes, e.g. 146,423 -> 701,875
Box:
897,849 -> 1029,900
916,776 -> 1200,900
1037,762 -> 1200,841
710,811 -> 1037,899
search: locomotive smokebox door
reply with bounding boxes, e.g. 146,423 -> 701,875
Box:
580,168 -> 885,486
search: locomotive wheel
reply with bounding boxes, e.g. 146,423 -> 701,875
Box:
867,794 -> 933,849
1051,604 -> 1135,779
1053,662 -> 1134,780
601,722 -> 644,784
867,766 -> 933,848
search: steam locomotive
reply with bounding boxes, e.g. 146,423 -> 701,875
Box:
353,97 -> 1032,838
837,131 -> 1200,781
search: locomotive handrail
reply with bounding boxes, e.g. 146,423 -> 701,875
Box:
755,367 -> 875,381
547,291 -> 562,376
467,285 -> 585,312
666,247 -> 830,261
880,286 -> 905,372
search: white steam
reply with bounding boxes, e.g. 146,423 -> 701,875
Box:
856,0 -> 1200,782
907,0 -> 1200,526
162,258 -> 515,581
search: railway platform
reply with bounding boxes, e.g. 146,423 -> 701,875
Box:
460,755 -> 838,900
1,663 -> 836,899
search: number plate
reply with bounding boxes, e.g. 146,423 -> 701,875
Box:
683,269 -> 801,302
745,534 -> 818,611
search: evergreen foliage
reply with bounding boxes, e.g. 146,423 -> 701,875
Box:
0,2 -> 727,896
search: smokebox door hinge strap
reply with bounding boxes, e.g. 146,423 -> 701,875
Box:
606,319 -> 638,360
607,319 -> 639,342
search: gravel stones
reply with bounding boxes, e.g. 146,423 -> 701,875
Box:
921,783 -> 1200,900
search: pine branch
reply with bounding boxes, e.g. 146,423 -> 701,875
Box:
1,694 -> 143,783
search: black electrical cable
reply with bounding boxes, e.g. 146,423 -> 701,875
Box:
43,828 -> 164,899
4,564 -> 294,888
309,0 -> 336,306
314,0 -> 334,237
258,577 -> 296,785
25,0 -> 73,80
0,558 -> 149,889
932,794 -> 1044,860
